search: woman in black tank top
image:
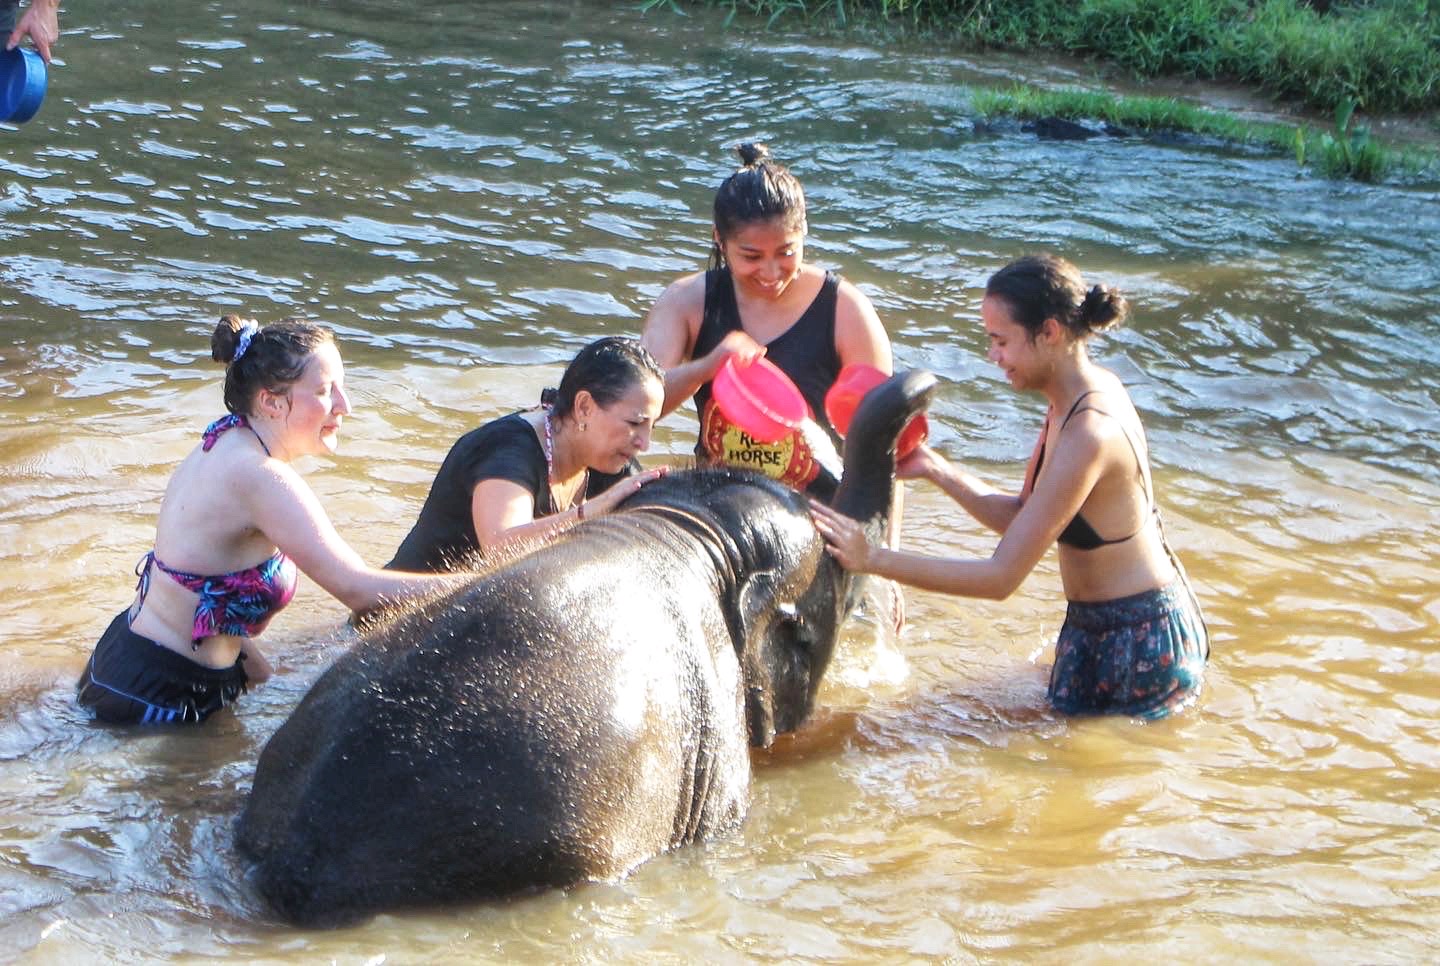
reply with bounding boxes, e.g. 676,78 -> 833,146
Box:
640,142 -> 906,629
640,142 -> 894,499
812,254 -> 1209,720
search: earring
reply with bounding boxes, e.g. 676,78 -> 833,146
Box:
580,422 -> 587,432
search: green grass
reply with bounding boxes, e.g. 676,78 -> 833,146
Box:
645,0 -> 1440,116
969,83 -> 1437,182
970,85 -> 1269,144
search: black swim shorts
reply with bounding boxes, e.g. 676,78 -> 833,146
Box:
76,610 -> 249,725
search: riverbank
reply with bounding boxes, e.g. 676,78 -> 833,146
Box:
969,83 -> 1434,182
646,0 -> 1440,182
650,0 -> 1439,115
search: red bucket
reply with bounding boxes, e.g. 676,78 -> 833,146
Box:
711,356 -> 807,443
824,364 -> 928,458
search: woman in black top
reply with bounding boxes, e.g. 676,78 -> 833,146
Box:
388,337 -> 667,573
641,142 -> 906,629
640,142 -> 893,500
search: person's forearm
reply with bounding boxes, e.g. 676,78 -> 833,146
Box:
659,356 -> 718,418
929,461 -> 1021,535
335,567 -> 457,614
864,546 -> 1018,600
482,503 -> 585,556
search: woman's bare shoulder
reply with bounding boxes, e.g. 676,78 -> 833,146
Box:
643,270 -> 709,351
656,269 -> 707,307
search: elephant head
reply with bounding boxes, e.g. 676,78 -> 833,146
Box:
617,367 -> 939,748
616,468 -> 834,749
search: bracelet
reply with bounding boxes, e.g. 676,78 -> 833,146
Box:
576,502 -> 586,522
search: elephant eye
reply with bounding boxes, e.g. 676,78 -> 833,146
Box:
774,602 -> 817,652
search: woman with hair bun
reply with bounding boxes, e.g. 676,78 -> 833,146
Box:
76,315 -> 461,726
386,335 -> 668,573
641,142 -> 894,501
811,254 -> 1209,719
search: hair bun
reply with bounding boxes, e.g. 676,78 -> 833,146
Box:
735,141 -> 771,168
1079,283 -> 1128,332
211,314 -> 251,364
540,387 -> 559,407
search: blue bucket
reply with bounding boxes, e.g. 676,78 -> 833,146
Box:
1,47 -> 48,125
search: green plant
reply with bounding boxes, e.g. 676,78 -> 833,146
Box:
1311,95 -> 1392,181
971,82 -> 1428,183
648,0 -> 1440,115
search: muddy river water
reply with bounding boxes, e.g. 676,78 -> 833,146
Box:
2,0 -> 1438,961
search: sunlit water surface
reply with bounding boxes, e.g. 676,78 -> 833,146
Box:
2,1 -> 1438,962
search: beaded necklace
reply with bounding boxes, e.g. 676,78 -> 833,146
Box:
542,407 -> 588,514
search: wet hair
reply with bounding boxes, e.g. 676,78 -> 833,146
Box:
709,142 -> 808,270
540,336 -> 664,421
211,315 -> 335,416
984,254 -> 1128,342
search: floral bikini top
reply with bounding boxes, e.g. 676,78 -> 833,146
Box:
134,414 -> 299,649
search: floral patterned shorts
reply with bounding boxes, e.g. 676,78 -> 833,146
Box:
1048,580 -> 1208,720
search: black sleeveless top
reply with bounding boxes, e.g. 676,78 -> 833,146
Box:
690,267 -> 843,499
387,413 -> 635,572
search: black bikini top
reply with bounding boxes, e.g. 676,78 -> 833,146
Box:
1023,390 -> 1153,550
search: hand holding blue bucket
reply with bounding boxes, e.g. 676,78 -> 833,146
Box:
1,46 -> 47,124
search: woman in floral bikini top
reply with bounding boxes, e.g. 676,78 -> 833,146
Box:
76,316 -> 459,727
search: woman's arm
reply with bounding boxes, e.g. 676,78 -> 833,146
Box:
833,278 -> 894,374
901,445 -> 1023,536
244,462 -> 459,612
471,479 -> 572,554
812,425 -> 1106,600
641,273 -> 763,418
471,469 -> 669,556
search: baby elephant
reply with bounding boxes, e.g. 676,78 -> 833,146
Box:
236,370 -> 937,926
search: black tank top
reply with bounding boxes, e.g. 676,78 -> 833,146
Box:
690,268 -> 843,498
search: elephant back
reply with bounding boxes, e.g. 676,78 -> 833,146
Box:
237,509 -> 755,926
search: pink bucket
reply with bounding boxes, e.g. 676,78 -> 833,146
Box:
711,356 -> 807,443
824,363 -> 928,458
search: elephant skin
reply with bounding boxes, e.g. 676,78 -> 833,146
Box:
236,370 -> 938,927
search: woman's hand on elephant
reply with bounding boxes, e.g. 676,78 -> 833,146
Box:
807,500 -> 874,573
583,465 -> 669,518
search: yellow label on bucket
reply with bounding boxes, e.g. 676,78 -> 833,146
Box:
700,397 -> 821,490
